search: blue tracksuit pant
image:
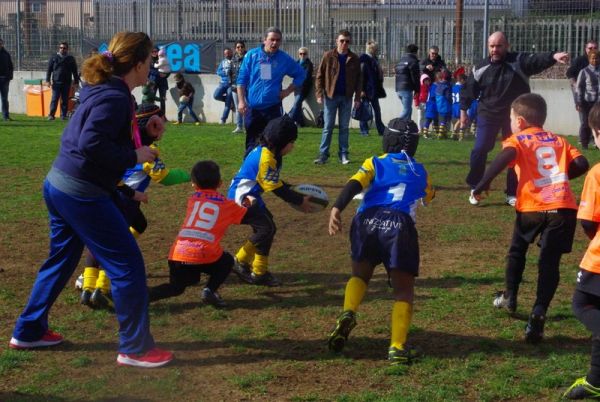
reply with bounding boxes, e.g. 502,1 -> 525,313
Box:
12,180 -> 155,354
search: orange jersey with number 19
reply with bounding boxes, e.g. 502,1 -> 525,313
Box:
502,127 -> 581,213
169,190 -> 247,264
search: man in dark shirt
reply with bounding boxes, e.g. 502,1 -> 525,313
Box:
45,42 -> 79,121
420,46 -> 446,81
0,38 -> 14,121
395,44 -> 420,121
460,31 -> 569,206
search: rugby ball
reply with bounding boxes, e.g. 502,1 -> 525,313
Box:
290,183 -> 329,213
179,95 -> 189,104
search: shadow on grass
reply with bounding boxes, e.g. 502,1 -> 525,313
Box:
0,393 -> 68,402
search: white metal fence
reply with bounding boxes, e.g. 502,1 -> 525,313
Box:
0,0 -> 599,74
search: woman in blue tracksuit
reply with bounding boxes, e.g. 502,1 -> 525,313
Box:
9,31 -> 173,368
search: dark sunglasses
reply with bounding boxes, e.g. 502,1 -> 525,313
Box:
299,52 -> 307,55
339,39 -> 350,43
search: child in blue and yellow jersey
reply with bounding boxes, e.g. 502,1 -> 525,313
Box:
79,103 -> 191,309
327,118 -> 435,365
228,115 -> 312,286
435,69 -> 452,139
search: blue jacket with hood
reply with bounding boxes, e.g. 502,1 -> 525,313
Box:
52,77 -> 138,192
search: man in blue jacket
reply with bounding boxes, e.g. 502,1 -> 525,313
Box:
236,27 -> 306,155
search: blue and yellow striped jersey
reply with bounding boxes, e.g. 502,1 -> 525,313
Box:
228,145 -> 284,208
351,152 -> 434,221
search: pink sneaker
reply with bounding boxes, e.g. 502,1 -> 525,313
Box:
117,347 -> 173,368
9,329 -> 64,349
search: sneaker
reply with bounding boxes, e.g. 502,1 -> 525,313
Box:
10,329 -> 64,349
201,287 -> 227,308
233,258 -> 253,283
219,120 -> 225,125
249,271 -> 282,287
80,289 -> 93,306
563,377 -> 600,399
340,155 -> 350,165
172,121 -> 181,125
90,288 -> 114,311
360,132 -> 369,137
469,189 -> 480,206
314,156 -> 328,165
493,291 -> 516,314
388,346 -> 422,365
75,274 -> 84,290
117,347 -> 173,368
47,115 -> 55,121
525,312 -> 545,344
327,310 -> 357,353
506,195 -> 517,207
232,126 -> 244,134
194,121 -> 201,126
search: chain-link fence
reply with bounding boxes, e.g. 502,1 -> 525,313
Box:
1,0 -> 599,75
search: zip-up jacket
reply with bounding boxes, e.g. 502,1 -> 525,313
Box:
395,53 -> 420,92
46,53 -> 79,85
576,64 -> 600,105
0,48 -> 13,80
460,51 -> 556,122
315,48 -> 361,100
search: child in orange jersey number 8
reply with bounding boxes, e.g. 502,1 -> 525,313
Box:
471,93 -> 589,344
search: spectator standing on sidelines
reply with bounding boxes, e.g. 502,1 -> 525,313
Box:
460,31 -> 569,207
314,29 -> 362,165
289,47 -> 314,127
230,41 -> 246,134
575,49 -> 600,149
420,45 -> 446,81
0,38 -> 13,121
236,27 -> 306,155
568,40 -> 599,148
148,46 -> 170,115
45,41 -> 79,121
215,47 -> 233,124
395,44 -> 420,121
359,40 -> 386,136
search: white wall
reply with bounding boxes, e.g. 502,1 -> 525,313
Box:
8,72 -> 580,135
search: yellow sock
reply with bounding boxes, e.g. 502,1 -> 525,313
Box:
390,301 -> 413,350
130,226 -> 141,238
96,270 -> 111,293
82,267 -> 99,291
252,254 -> 269,276
343,276 -> 367,312
236,241 -> 257,265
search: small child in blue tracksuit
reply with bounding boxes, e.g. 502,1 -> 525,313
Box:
451,73 -> 467,140
424,81 -> 438,139
435,70 -> 452,139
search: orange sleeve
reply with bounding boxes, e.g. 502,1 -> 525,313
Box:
578,164 -> 600,222
226,199 -> 248,225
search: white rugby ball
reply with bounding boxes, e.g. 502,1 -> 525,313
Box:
290,183 -> 329,213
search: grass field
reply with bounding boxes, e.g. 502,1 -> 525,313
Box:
1,115 -> 599,401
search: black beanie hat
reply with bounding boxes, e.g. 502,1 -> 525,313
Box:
261,115 -> 298,152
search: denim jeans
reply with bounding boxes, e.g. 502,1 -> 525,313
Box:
359,97 -> 385,135
49,83 -> 71,118
318,95 -> 352,159
231,89 -> 243,128
220,86 -> 234,122
466,115 -> 517,196
0,78 -> 9,119
397,90 -> 413,120
177,96 -> 200,123
289,93 -> 306,126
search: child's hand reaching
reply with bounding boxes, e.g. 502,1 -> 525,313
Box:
136,146 -> 158,164
329,207 -> 342,235
146,115 -> 165,140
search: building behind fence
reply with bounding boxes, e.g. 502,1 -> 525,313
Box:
0,0 -> 599,75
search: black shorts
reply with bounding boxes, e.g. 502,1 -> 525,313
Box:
350,207 -> 419,276
514,209 -> 577,253
575,269 -> 600,297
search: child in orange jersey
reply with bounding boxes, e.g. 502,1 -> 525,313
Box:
471,93 -> 589,343
563,103 -> 600,400
148,160 -> 249,308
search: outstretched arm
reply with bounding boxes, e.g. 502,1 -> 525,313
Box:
473,147 -> 516,196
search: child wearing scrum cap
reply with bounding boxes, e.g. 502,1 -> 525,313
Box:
228,115 -> 313,286
327,118 -> 435,365
78,103 -> 191,309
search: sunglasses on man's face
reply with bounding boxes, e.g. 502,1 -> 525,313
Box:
299,52 -> 306,55
59,47 -> 67,50
588,47 -> 598,50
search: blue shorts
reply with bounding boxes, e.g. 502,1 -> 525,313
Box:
452,103 -> 461,119
350,207 -> 420,276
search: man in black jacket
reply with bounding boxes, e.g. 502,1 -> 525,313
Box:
420,46 -> 446,81
0,38 -> 13,121
45,42 -> 79,120
460,31 -> 569,206
395,44 -> 420,120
